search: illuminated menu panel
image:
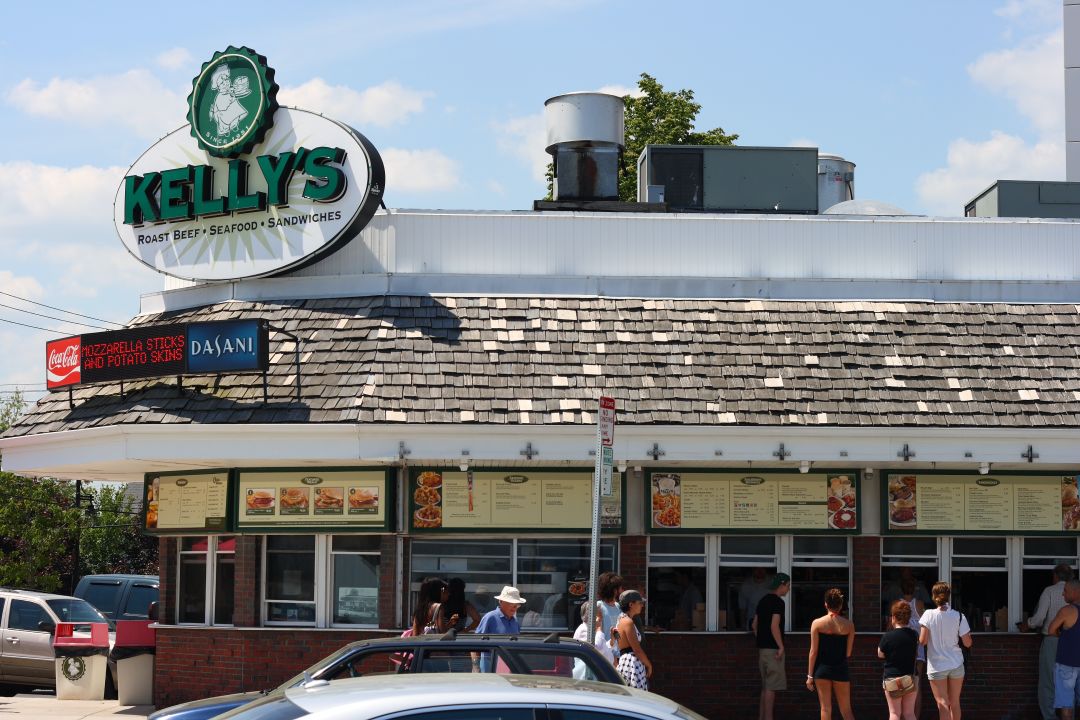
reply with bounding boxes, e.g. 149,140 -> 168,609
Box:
236,469 -> 391,531
145,470 -> 230,534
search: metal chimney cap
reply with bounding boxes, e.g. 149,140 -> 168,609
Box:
544,93 -> 625,155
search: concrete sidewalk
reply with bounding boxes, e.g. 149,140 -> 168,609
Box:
0,694 -> 154,718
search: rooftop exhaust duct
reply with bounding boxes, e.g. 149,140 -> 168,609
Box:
544,92 -> 624,201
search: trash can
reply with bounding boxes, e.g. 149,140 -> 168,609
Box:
111,620 -> 156,705
53,622 -> 109,700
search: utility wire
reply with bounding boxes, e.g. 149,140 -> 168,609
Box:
0,316 -> 67,334
0,302 -> 112,331
0,290 -> 125,327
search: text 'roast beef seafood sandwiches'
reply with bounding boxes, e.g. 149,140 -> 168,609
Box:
888,476 -> 917,529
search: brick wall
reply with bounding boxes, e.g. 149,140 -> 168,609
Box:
154,626 -> 1040,718
233,536 -> 260,626
619,535 -> 646,591
157,537 -> 174,623
851,535 -> 880,630
378,534 -> 398,629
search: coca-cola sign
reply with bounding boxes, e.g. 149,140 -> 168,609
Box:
45,320 -> 269,391
46,337 -> 82,389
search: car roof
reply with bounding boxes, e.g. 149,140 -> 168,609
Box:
0,587 -> 85,601
283,674 -> 689,719
78,574 -> 158,582
341,631 -> 594,650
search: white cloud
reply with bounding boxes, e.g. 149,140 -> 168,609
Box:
7,69 -> 185,139
156,47 -> 193,70
788,138 -> 818,148
915,20 -> 1064,216
0,162 -> 123,233
381,148 -> 459,192
594,85 -> 642,99
493,112 -> 549,183
968,29 -> 1063,137
916,132 -> 1063,216
0,271 -> 44,300
279,79 -> 431,127
995,0 -> 1059,24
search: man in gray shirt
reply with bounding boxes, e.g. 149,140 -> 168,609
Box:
1021,563 -> 1075,719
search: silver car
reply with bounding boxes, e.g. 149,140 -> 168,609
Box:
215,673 -> 708,720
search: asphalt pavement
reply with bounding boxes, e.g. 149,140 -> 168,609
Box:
0,694 -> 154,718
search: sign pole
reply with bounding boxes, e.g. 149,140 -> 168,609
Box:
587,396 -> 616,641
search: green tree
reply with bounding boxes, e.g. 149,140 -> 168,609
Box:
619,73 -> 738,201
546,73 -> 738,202
0,391 -> 156,591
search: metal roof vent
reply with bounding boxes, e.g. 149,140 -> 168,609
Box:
544,92 -> 624,201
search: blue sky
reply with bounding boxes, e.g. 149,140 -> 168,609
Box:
0,0 -> 1065,401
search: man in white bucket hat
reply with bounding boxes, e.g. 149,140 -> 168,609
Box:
473,586 -> 527,671
476,586 -> 527,636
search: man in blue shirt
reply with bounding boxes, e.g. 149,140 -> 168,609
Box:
475,586 -> 526,671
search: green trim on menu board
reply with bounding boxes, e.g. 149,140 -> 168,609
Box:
233,466 -> 395,533
143,468 -> 234,535
644,468 -> 862,535
408,467 -> 627,534
881,470 -> 1080,536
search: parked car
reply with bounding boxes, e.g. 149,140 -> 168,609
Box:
150,631 -> 624,720
215,673 -> 707,720
0,587 -> 115,694
74,574 -> 159,624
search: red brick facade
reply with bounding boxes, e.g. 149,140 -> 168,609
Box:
152,533 -> 1043,719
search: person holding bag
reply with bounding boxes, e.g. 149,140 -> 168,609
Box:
919,581 -> 973,720
879,600 -> 919,720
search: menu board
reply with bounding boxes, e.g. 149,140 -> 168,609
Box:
144,470 -> 230,534
409,469 -> 624,532
648,471 -> 859,533
236,469 -> 392,531
885,473 -> 1080,534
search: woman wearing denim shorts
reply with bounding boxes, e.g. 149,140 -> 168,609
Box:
919,582 -> 973,720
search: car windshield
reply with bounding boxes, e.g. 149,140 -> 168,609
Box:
47,598 -> 110,624
278,643 -> 362,690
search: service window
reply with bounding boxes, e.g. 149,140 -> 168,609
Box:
331,535 -> 380,626
951,537 -> 1007,632
178,536 -> 234,625
647,536 -> 705,631
410,539 -> 513,623
719,536 -> 777,632
791,536 -> 850,631
1022,537 -> 1079,625
213,537 -> 235,625
264,535 -> 316,624
881,537 -> 938,628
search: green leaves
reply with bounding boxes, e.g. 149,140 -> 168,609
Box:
619,73 -> 738,202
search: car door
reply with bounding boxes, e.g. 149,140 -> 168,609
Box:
2,599 -> 57,686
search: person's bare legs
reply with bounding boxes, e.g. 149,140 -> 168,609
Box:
929,678 -> 953,720
830,680 -> 855,720
815,678 -> 834,720
885,688 -> 903,720
901,688 -> 918,720
946,676 -> 964,720
759,688 -> 776,720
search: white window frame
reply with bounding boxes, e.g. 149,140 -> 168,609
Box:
176,535 -> 235,627
646,535 -> 851,632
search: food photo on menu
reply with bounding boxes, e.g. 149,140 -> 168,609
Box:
279,487 -> 310,515
349,487 -> 379,513
1063,477 -> 1080,530
314,487 -> 344,514
413,471 -> 443,528
887,475 -> 917,530
652,473 -> 682,528
826,475 -> 857,530
246,488 -> 276,515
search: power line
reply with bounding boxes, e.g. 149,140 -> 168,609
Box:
0,302 -> 112,331
0,316 -> 67,334
0,290 -> 125,327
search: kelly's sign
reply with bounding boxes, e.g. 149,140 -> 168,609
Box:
47,319 -> 268,390
113,46 -> 384,282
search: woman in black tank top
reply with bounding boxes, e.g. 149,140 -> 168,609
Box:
807,588 -> 856,720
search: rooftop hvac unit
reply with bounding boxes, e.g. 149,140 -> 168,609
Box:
637,145 -> 819,213
544,92 -> 625,201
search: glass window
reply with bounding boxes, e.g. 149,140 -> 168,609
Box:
647,536 -> 705,631
1022,537 -> 1078,627
214,536 -> 236,625
395,711 -> 535,720
122,585 -> 159,619
952,537 -> 1007,632
178,537 -> 208,624
719,536 -> 776,632
319,648 -> 417,679
881,537 -> 938,630
791,537 -> 849,632
332,535 -> 380,626
410,539 -> 616,631
265,535 -> 316,624
8,600 -> 48,632
81,582 -> 122,616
